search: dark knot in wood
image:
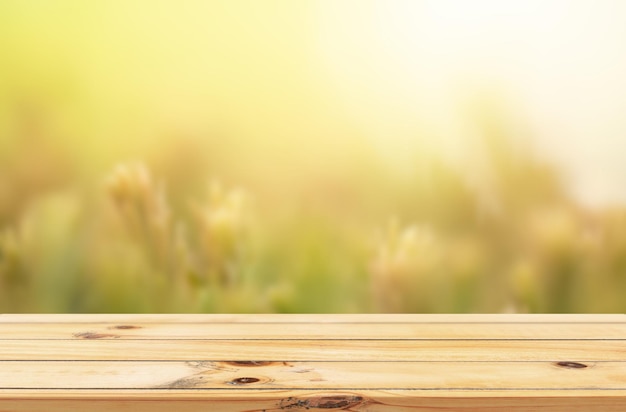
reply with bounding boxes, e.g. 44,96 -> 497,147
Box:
228,377 -> 261,385
225,361 -> 272,367
555,361 -> 588,369
279,395 -> 365,409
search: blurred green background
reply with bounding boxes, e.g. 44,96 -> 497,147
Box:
2,0 -> 626,313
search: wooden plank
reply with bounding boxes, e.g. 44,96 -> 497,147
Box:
1,339 -> 625,361
1,314 -> 625,411
2,313 -> 625,323
1,360 -> 625,390
2,391 -> 626,412
3,322 -> 626,339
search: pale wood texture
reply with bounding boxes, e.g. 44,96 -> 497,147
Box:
1,314 -> 625,411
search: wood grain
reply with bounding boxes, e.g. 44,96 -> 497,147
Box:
2,313 -> 625,323
3,322 -> 626,339
2,360 -> 626,389
1,339 -> 626,361
1,314 -> 625,411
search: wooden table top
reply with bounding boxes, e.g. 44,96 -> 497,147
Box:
1,314 -> 626,411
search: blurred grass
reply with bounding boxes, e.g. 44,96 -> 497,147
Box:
1,1 -> 626,313
1,119 -> 624,313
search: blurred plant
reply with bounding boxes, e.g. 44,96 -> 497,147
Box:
370,221 -> 444,312
0,228 -> 26,310
523,205 -> 584,311
4,113 -> 626,313
103,162 -> 252,310
446,235 -> 487,312
369,221 -> 491,313
192,181 -> 249,287
0,229 -> 22,282
106,163 -> 173,273
507,258 -> 541,313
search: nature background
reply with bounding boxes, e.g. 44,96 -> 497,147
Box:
1,0 -> 626,313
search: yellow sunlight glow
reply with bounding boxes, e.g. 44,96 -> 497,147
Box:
316,0 -> 626,205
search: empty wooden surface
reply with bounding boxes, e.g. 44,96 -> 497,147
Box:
1,314 -> 626,411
